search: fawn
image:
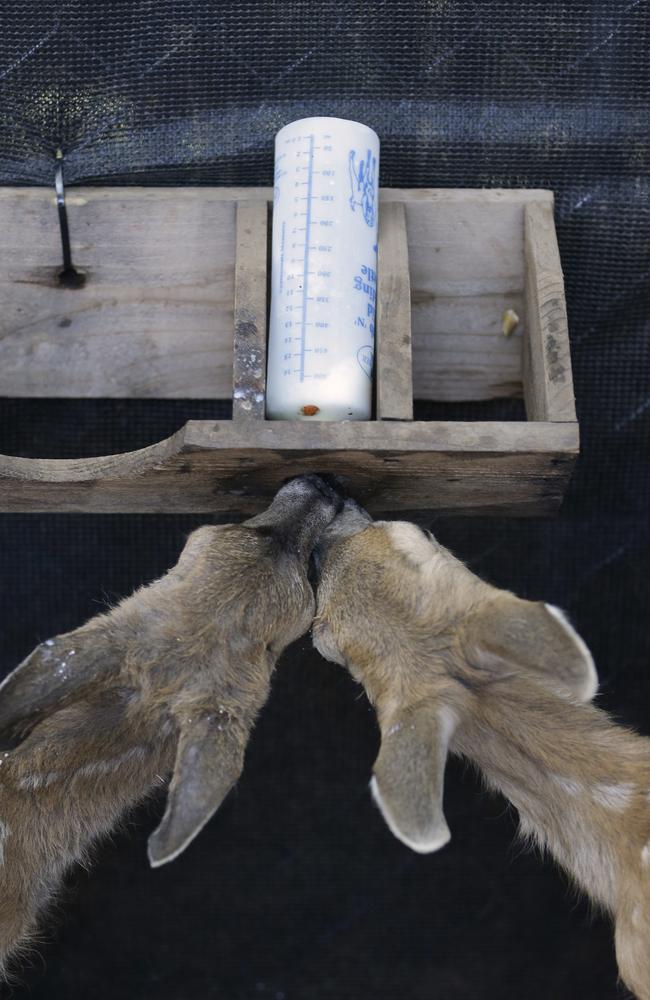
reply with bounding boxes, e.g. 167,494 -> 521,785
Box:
313,499 -> 650,999
0,474 -> 341,975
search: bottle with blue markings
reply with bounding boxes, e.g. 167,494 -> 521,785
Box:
266,116 -> 380,421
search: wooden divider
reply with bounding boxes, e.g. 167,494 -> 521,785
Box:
376,201 -> 413,420
522,201 -> 577,423
232,200 -> 268,421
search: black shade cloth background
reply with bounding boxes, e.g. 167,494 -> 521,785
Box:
0,2 -> 649,998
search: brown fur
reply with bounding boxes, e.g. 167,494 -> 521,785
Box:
313,503 -> 650,999
0,475 -> 341,976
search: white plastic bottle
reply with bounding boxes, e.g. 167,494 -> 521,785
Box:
266,116 -> 380,421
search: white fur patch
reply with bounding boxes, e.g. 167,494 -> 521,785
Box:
385,522 -> 439,571
438,705 -> 459,745
641,844 -> 650,867
550,773 -> 584,797
369,776 -> 451,854
77,746 -> 146,780
17,771 -> 60,790
18,774 -> 43,791
590,782 -> 634,811
0,821 -> 8,865
544,604 -> 598,702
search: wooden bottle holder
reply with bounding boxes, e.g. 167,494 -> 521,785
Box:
0,188 -> 578,515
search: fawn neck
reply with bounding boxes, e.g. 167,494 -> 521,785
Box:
451,676 -> 650,911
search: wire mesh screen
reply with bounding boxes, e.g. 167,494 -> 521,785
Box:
0,2 -> 649,998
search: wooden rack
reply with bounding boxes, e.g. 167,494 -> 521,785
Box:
0,187 -> 578,515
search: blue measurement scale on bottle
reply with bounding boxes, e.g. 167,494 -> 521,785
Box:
267,117 -> 380,420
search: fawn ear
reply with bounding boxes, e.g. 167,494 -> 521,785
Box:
463,595 -> 597,701
148,711 -> 246,867
0,624 -> 118,740
370,703 -> 455,854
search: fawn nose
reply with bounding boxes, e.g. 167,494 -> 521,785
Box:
314,472 -> 347,494
281,473 -> 346,509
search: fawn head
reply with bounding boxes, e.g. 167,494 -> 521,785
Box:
313,499 -> 597,853
0,474 -> 343,975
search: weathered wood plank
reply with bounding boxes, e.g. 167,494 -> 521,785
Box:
0,419 -> 577,515
404,198 -> 527,298
376,201 -> 413,420
523,201 -> 577,422
0,187 -> 553,207
232,201 -> 268,421
0,188 -> 236,398
0,186 -> 554,402
411,292 -> 524,401
404,196 -> 529,401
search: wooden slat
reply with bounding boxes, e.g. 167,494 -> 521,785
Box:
232,200 -> 268,421
406,196 -> 527,401
405,198 -> 527,297
411,292 -> 524,401
0,186 -> 554,206
0,419 -> 577,515
522,201 -> 577,422
0,186 -> 555,402
376,201 -> 413,420
0,188 -> 237,398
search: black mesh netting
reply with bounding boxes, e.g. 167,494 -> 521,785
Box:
1,3 -> 649,998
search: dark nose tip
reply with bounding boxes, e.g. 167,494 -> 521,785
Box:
281,472 -> 346,495
281,473 -> 346,509
314,473 -> 347,496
